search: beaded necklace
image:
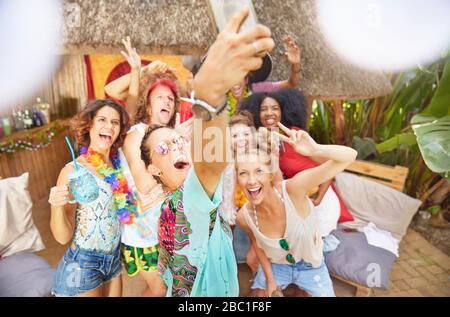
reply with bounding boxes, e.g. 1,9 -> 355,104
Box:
252,186 -> 285,229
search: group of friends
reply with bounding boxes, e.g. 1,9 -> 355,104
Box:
48,9 -> 357,298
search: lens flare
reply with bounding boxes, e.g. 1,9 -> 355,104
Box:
0,0 -> 62,111
317,0 -> 450,71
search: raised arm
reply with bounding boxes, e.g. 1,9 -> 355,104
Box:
191,9 -> 275,198
104,37 -> 141,107
104,37 -> 174,117
123,131 -> 159,195
49,165 -> 77,245
276,123 -> 357,201
278,36 -> 301,89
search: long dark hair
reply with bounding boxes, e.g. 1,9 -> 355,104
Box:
239,88 -> 308,130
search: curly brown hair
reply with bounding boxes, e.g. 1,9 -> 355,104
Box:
134,72 -> 181,127
70,99 -> 130,154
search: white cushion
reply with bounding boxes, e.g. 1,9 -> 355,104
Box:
0,173 -> 45,257
334,172 -> 422,240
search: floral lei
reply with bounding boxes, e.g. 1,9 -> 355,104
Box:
227,86 -> 251,118
80,146 -> 137,224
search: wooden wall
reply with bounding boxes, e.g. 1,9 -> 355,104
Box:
0,121 -> 71,203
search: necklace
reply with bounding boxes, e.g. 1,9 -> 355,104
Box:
81,147 -> 137,224
252,186 -> 285,229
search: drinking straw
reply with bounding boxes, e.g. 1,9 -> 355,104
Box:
65,136 -> 78,171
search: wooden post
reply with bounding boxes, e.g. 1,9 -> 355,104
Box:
305,96 -> 314,131
333,100 -> 345,145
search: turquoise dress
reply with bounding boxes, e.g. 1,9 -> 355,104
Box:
158,169 -> 239,297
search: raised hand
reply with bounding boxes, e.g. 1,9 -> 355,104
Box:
275,123 -> 318,157
121,36 -> 141,70
193,8 -> 275,106
283,36 -> 301,65
48,184 -> 71,207
143,60 -> 177,75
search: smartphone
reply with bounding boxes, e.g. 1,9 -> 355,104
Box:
207,0 -> 258,33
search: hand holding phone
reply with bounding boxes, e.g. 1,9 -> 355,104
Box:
208,0 -> 258,34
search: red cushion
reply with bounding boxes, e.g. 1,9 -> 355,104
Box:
278,127 -> 354,223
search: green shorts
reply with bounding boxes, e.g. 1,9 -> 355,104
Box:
120,243 -> 159,276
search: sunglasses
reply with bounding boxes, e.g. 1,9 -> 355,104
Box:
151,135 -> 188,158
279,238 -> 295,264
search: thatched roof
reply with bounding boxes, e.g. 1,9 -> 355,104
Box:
63,0 -> 392,99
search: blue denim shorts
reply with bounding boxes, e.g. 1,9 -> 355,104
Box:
252,259 -> 335,297
51,244 -> 122,297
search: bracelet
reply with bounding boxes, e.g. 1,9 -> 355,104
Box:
180,91 -> 227,121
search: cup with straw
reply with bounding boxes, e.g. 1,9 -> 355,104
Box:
65,136 -> 99,204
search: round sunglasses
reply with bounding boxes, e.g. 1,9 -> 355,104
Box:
150,135 -> 188,158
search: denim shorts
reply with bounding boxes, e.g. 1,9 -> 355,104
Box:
251,259 -> 335,297
52,244 -> 122,297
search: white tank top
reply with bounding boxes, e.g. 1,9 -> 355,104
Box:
119,122 -> 165,248
243,181 -> 323,267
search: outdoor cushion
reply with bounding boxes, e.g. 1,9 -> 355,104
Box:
0,173 -> 45,257
0,252 -> 55,297
324,228 -> 397,289
334,172 -> 421,240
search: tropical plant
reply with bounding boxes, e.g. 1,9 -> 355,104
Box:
308,52 -> 450,211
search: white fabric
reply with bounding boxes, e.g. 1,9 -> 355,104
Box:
313,187 -> 340,237
243,181 -> 323,268
120,202 -> 162,248
118,122 -> 148,191
334,172 -> 422,240
119,122 -> 163,248
362,222 -> 400,257
0,173 -> 45,257
128,122 -> 148,136
219,163 -> 237,225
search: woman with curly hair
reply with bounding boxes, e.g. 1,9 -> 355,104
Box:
49,99 -> 132,297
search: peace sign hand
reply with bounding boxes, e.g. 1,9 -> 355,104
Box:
121,36 -> 141,70
274,123 -> 319,157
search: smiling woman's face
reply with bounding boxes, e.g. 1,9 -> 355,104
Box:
89,106 -> 121,152
236,152 -> 273,206
145,127 -> 191,190
259,97 -> 282,130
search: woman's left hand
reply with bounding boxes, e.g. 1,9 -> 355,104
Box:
283,36 -> 301,65
275,123 -> 319,156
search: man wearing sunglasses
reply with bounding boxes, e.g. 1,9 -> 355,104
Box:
139,9 -> 275,297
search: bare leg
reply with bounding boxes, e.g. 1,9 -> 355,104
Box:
140,270 -> 167,297
102,275 -> 123,297
293,286 -> 311,297
248,288 -> 266,297
77,286 -> 103,297
246,246 -> 259,276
